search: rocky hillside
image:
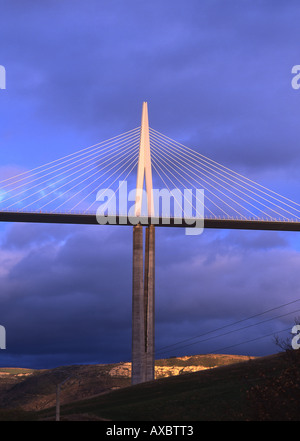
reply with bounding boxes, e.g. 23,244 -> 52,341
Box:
109,354 -> 255,378
0,354 -> 255,412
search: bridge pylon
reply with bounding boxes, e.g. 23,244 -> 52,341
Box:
132,102 -> 155,384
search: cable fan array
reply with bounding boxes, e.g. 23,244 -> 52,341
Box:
0,128 -> 140,215
150,128 -> 300,222
0,126 -> 300,221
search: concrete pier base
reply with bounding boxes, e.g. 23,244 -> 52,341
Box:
144,225 -> 155,382
132,224 -> 155,385
132,224 -> 145,384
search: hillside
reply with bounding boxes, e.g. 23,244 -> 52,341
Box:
1,351 -> 299,421
39,350 -> 300,421
0,354 -> 253,413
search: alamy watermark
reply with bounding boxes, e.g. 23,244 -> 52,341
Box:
0,325 -> 6,350
0,65 -> 6,90
95,181 -> 204,236
291,324 -> 300,350
291,65 -> 300,90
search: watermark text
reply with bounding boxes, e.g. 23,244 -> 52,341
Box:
291,65 -> 300,90
0,65 -> 6,90
96,181 -> 204,236
291,324 -> 300,350
0,325 -> 6,350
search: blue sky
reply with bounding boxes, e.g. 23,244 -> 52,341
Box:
1,0 -> 300,368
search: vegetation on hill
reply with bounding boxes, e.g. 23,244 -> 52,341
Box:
0,351 -> 299,421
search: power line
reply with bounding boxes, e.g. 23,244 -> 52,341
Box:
155,298 -> 300,356
208,326 -> 292,355
156,307 -> 300,357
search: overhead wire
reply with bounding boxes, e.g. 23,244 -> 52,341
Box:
155,297 -> 300,357
208,326 -> 292,355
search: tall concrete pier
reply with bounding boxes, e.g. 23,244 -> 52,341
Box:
144,224 -> 155,381
132,224 -> 145,383
132,224 -> 155,384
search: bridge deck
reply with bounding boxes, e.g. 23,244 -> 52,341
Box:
0,211 -> 300,232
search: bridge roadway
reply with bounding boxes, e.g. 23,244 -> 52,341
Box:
0,211 -> 300,232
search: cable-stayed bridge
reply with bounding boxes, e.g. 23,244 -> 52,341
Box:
1,102 -> 300,384
1,123 -> 300,230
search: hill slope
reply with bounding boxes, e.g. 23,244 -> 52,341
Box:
0,354 -> 253,412
1,351 -> 299,421
39,350 -> 300,421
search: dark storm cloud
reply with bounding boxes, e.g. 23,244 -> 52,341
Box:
2,223 -> 132,299
1,1 -> 300,367
1,1 -> 300,172
0,223 -> 298,367
154,227 -> 300,357
0,223 -> 133,367
156,228 -> 300,322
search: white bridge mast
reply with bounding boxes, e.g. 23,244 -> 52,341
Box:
135,101 -> 154,218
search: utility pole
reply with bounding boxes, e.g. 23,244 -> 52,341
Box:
56,383 -> 61,422
55,376 -> 71,421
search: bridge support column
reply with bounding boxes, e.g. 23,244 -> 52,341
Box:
132,224 -> 145,384
144,225 -> 155,382
132,224 -> 155,385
